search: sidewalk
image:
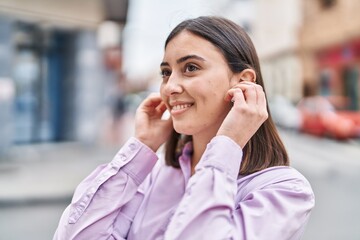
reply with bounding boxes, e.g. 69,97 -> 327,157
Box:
0,141 -> 121,206
0,112 -> 137,207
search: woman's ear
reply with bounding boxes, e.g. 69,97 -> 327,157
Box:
230,69 -> 256,86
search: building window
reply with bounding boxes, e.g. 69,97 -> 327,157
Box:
320,0 -> 336,9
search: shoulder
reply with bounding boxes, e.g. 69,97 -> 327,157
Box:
238,166 -> 311,187
237,166 -> 314,202
235,167 -> 315,239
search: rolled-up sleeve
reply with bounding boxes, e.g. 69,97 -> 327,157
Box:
53,137 -> 158,240
164,135 -> 315,240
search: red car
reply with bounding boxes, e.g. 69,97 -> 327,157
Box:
297,96 -> 360,140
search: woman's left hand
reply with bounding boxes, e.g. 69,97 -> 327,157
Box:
135,93 -> 173,152
217,82 -> 268,148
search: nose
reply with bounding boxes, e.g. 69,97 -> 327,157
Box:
162,74 -> 183,96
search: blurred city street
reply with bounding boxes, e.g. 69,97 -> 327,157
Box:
0,128 -> 359,240
0,140 -> 119,240
1,0 -> 360,239
281,129 -> 360,240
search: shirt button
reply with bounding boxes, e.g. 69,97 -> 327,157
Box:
100,173 -> 106,180
118,153 -> 127,161
110,161 -> 121,169
85,193 -> 92,201
79,201 -> 86,208
77,206 -> 84,213
185,187 -> 192,195
83,196 -> 89,202
177,211 -> 185,218
129,143 -> 137,151
89,187 -> 96,194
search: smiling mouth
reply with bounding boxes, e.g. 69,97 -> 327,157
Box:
172,103 -> 193,111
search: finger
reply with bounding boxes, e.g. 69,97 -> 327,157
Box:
255,85 -> 267,107
240,82 -> 266,104
155,101 -> 168,116
224,90 -> 233,102
226,88 -> 246,105
248,84 -> 268,120
156,101 -> 167,112
136,94 -> 164,117
232,81 -> 256,88
141,94 -> 163,109
230,83 -> 257,105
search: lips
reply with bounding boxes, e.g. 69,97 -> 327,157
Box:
172,103 -> 193,111
169,101 -> 194,114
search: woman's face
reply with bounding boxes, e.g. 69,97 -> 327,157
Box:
160,31 -> 236,137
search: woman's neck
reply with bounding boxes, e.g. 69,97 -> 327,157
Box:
190,131 -> 216,175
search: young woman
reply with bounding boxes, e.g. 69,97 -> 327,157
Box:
54,16 -> 315,240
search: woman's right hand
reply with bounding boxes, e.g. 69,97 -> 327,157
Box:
135,93 -> 173,152
217,82 -> 268,149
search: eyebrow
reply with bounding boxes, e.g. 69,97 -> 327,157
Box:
160,55 -> 205,67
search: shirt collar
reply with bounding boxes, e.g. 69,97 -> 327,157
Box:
178,141 -> 193,183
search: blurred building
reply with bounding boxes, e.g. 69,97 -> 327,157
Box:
300,0 -> 360,110
122,0 -> 254,89
1,0 -> 256,149
0,0 -> 128,148
251,0 -> 303,103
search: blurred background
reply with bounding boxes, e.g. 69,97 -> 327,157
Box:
0,0 -> 359,239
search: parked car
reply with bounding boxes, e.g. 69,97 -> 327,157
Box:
297,96 -> 360,140
269,95 -> 302,130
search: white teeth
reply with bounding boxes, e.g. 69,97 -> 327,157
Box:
172,104 -> 192,111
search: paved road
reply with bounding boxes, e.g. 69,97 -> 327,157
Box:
0,130 -> 359,239
280,129 -> 360,240
0,142 -> 118,240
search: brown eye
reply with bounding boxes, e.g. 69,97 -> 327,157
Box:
185,64 -> 199,72
161,69 -> 171,78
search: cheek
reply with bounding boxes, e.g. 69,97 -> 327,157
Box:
207,92 -> 232,117
206,88 -> 228,105
159,86 -> 166,100
206,73 -> 231,96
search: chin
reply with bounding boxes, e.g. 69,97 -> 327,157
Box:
173,123 -> 194,135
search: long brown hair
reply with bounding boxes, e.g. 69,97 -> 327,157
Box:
163,16 -> 289,175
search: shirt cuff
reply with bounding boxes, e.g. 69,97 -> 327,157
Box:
68,138 -> 157,224
195,135 -> 243,179
119,137 -> 158,185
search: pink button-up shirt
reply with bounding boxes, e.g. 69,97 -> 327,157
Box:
54,136 -> 314,240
